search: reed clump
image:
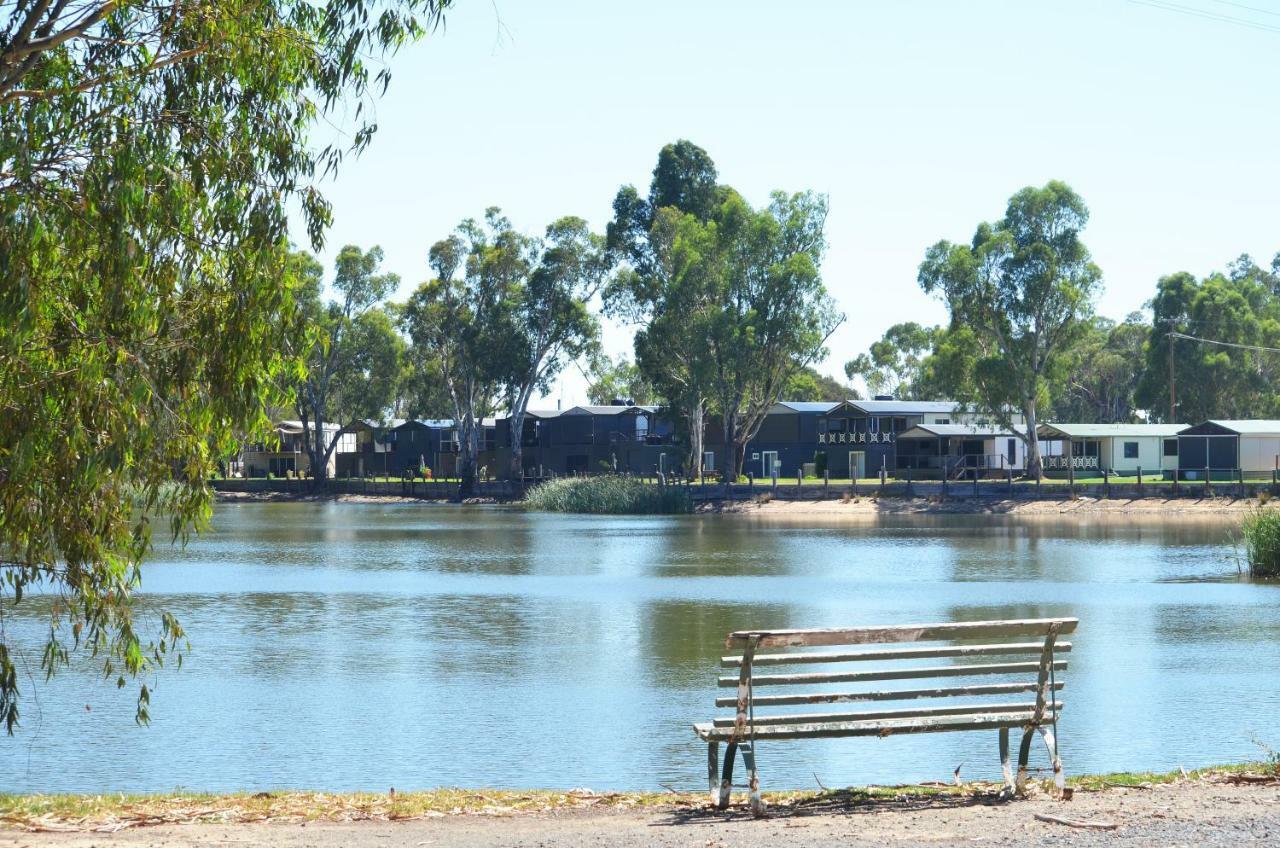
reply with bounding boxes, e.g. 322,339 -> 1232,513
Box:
1240,508 -> 1280,578
524,475 -> 692,515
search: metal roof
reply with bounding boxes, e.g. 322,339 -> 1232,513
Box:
898,423 -> 1025,438
522,409 -> 564,419
770,401 -> 840,414
562,405 -> 658,416
841,399 -> 960,415
1191,420 -> 1280,436
1038,423 -> 1186,438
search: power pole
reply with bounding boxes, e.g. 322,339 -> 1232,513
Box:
1168,331 -> 1176,422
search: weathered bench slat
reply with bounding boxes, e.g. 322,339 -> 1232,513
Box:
716,660 -> 1067,688
726,617 -> 1078,649
709,700 -> 1063,727
713,680 -> 1064,708
720,641 -> 1072,668
698,711 -> 1046,741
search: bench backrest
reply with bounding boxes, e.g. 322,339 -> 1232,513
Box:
716,618 -> 1076,736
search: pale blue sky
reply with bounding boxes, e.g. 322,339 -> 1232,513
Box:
297,0 -> 1280,404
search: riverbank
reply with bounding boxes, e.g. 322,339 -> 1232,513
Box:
213,488 -> 1272,516
705,495 -> 1273,515
3,767 -> 1276,846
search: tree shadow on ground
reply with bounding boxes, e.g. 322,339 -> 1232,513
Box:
654,787 -> 1012,825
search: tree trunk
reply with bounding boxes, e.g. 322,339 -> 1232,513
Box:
459,414 -> 479,499
1023,400 -> 1042,480
686,398 -> 704,482
721,411 -> 739,493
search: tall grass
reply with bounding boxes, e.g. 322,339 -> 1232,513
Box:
1240,508 -> 1280,578
524,475 -> 692,514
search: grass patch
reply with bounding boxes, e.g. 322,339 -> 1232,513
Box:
524,475 -> 692,514
1240,507 -> 1280,578
1,763 -> 1274,831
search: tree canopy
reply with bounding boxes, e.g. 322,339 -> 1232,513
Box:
0,0 -> 450,733
918,181 -> 1102,478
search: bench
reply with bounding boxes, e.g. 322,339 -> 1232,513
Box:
693,617 -> 1077,815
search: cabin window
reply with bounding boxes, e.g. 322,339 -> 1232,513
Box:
1123,441 -> 1139,459
1163,439 -> 1178,457
935,418 -> 950,425
868,417 -> 879,433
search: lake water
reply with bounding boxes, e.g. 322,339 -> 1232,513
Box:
3,503 -> 1279,794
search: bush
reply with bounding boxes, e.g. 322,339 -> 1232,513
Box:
1241,508 -> 1280,578
524,475 -> 692,515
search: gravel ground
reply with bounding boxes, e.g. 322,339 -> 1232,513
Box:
4,780 -> 1277,848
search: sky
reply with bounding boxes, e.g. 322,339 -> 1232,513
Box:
294,0 -> 1280,406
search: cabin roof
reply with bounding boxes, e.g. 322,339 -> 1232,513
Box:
1038,423 -> 1185,439
898,423 -> 1024,439
1180,419 -> 1280,436
561,404 -> 658,416
770,401 -> 840,414
829,399 -> 959,416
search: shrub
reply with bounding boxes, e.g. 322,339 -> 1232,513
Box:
1240,508 -> 1280,578
524,475 -> 692,515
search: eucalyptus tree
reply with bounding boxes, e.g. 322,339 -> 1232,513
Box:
918,181 -> 1102,479
586,354 -> 655,406
607,140 -> 725,475
1136,254 -> 1280,422
400,211 -> 521,496
293,246 -> 401,483
844,322 -> 940,399
697,190 -> 843,482
503,216 -> 609,481
0,1 -> 451,731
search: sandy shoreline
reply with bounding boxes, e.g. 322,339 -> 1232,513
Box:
704,495 -> 1271,516
4,774 -> 1277,846
215,488 -> 1270,516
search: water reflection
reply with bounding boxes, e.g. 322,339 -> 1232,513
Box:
2,504 -> 1278,794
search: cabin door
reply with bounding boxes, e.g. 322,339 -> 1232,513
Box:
761,451 -> 780,479
848,451 -> 866,479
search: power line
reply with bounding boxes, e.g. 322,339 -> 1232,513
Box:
1168,331 -> 1280,354
1211,0 -> 1280,20
1129,0 -> 1280,34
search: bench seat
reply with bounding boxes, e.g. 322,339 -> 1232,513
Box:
695,709 -> 1047,742
693,617 -> 1076,816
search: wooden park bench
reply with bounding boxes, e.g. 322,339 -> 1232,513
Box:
693,617 -> 1077,816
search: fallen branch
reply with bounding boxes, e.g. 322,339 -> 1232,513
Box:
1034,813 -> 1118,831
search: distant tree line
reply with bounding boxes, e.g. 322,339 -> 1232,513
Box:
291,141 -> 850,493
845,183 -> 1280,478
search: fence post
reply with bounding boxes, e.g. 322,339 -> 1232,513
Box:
1137,466 -> 1142,494
1104,467 -> 1110,499
748,471 -> 754,495
851,474 -> 858,498
1238,467 -> 1245,498
772,469 -> 778,491
942,469 -> 948,498
1204,466 -> 1211,498
904,465 -> 913,498
796,469 -> 802,497
1068,457 -> 1075,498
1007,466 -> 1014,496
972,467 -> 978,497
824,469 -> 829,498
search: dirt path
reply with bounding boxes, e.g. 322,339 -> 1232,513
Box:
5,780 -> 1277,847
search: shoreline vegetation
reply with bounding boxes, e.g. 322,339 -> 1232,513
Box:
0,764 -> 1274,832
214,487 -> 1275,516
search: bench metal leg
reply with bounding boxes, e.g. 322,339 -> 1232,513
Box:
1015,725 -> 1065,799
741,743 -> 765,817
999,727 -> 1015,794
717,741 -> 736,809
715,740 -> 766,816
707,742 -> 720,806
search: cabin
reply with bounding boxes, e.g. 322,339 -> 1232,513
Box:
723,401 -> 837,479
1035,423 -> 1183,477
1176,420 -> 1280,480
895,423 -> 1026,479
497,405 -> 677,477
334,419 -> 404,478
386,418 -> 497,478
239,420 -> 351,478
814,399 -> 1024,478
